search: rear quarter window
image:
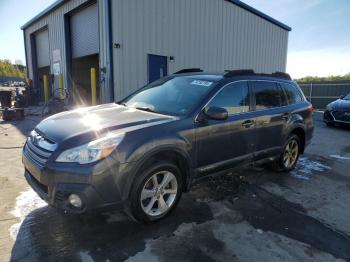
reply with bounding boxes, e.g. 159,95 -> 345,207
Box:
280,82 -> 304,104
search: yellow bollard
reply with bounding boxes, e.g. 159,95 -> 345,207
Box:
43,74 -> 49,103
90,67 -> 97,105
58,74 -> 64,99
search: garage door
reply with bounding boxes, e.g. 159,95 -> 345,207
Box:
70,3 -> 99,58
35,29 -> 50,68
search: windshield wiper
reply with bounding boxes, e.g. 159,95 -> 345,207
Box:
116,102 -> 127,107
135,106 -> 156,113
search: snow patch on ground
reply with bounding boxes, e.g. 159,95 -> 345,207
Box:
79,251 -> 95,262
290,157 -> 331,180
330,155 -> 350,160
9,188 -> 47,240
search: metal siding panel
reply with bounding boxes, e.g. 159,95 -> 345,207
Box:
111,0 -> 289,100
24,0 -> 90,89
35,27 -> 50,67
71,3 -> 99,58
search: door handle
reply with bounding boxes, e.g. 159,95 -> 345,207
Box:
242,119 -> 255,128
282,112 -> 291,120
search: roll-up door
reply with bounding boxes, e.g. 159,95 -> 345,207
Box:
70,3 -> 99,58
35,29 -> 50,68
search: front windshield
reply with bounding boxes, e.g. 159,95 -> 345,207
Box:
122,76 -> 218,116
343,93 -> 350,100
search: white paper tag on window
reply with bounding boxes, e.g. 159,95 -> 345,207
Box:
190,80 -> 213,87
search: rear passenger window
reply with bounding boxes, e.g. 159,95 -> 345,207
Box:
251,81 -> 281,110
280,83 -> 304,104
208,81 -> 250,115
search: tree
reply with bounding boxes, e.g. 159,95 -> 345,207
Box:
297,73 -> 350,83
0,59 -> 26,79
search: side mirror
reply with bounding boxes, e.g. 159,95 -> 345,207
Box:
204,106 -> 228,121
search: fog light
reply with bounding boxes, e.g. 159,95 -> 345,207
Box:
68,194 -> 82,208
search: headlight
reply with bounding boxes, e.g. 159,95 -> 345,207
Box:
56,133 -> 125,164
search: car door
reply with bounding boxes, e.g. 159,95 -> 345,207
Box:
195,81 -> 257,175
250,80 -> 289,160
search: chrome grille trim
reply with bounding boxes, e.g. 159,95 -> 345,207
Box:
30,130 -> 57,152
24,130 -> 57,167
26,138 -> 52,158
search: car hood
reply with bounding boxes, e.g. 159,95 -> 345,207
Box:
329,99 -> 350,111
35,103 -> 175,144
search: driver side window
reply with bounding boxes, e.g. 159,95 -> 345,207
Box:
208,81 -> 250,115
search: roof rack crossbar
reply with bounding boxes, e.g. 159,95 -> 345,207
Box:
174,68 -> 203,74
224,69 -> 291,80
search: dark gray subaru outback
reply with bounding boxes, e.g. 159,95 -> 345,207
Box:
22,69 -> 314,222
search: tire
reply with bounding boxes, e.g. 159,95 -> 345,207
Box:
271,134 -> 301,172
129,161 -> 183,223
326,122 -> 334,127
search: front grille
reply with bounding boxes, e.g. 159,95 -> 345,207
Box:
55,191 -> 67,202
24,139 -> 52,167
332,111 -> 350,122
23,131 -> 57,167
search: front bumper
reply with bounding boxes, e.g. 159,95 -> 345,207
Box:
22,150 -> 128,214
324,110 -> 350,125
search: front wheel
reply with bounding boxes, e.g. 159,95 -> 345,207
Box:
129,161 -> 183,223
271,134 -> 301,172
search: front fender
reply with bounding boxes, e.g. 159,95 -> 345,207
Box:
118,137 -> 194,201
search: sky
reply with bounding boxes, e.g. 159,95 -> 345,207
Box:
0,0 -> 56,65
0,0 -> 349,78
242,0 -> 350,78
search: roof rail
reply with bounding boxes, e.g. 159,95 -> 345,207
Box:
224,69 -> 255,78
174,68 -> 203,74
224,69 -> 291,80
271,71 -> 292,80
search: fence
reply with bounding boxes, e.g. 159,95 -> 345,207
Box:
298,82 -> 350,109
0,76 -> 25,83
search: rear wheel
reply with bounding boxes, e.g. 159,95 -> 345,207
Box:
129,161 -> 183,223
272,134 -> 300,172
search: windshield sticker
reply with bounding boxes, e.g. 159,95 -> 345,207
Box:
190,80 -> 213,87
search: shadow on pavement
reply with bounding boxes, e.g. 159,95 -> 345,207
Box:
10,192 -> 213,262
10,160 -> 350,261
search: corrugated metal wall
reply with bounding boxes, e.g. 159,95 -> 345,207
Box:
35,29 -> 50,68
70,3 -> 99,58
23,0 -> 90,91
111,0 -> 289,100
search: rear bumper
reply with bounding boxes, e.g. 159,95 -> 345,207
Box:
22,151 -> 128,214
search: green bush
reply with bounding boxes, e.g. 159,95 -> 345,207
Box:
0,59 -> 26,79
297,73 -> 350,83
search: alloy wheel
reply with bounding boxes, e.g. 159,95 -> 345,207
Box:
140,171 -> 178,216
283,139 -> 299,168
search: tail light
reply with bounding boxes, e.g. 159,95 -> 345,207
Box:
307,104 -> 314,113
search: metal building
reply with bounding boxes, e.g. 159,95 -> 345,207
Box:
22,0 -> 291,104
